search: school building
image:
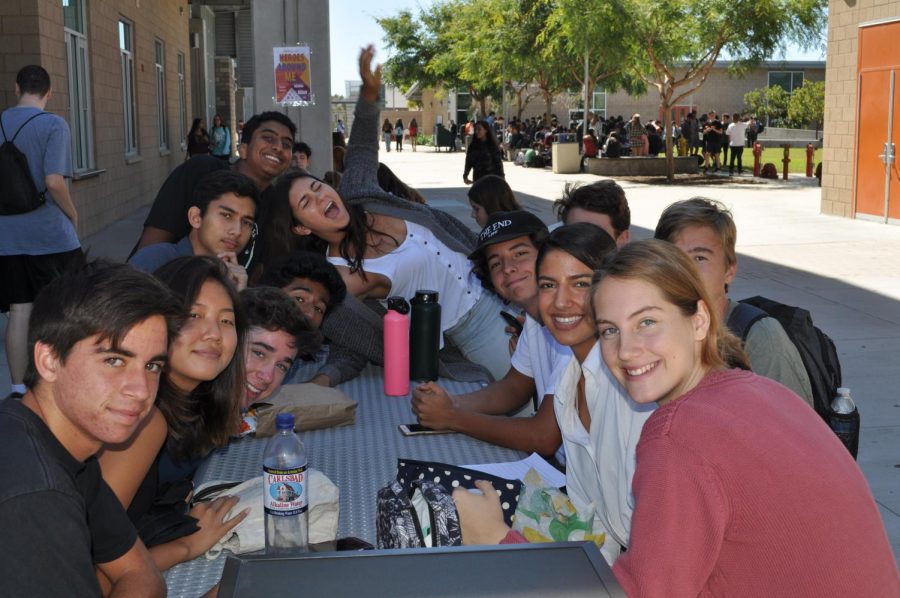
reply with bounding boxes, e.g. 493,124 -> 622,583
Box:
0,0 -> 332,241
821,1 -> 900,223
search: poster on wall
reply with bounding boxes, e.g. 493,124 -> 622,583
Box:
273,46 -> 314,106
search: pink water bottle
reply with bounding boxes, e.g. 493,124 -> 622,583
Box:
383,296 -> 410,396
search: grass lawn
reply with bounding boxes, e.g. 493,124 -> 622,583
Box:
757,146 -> 822,174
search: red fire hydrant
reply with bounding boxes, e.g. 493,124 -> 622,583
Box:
806,143 -> 815,177
752,143 -> 763,177
782,144 -> 791,180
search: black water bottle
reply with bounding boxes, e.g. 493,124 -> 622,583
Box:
409,290 -> 441,381
829,387 -> 860,459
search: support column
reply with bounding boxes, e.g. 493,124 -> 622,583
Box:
252,0 -> 331,176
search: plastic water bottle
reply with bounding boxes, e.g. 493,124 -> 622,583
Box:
383,296 -> 411,396
409,290 -> 441,382
829,387 -> 860,459
264,413 -> 309,553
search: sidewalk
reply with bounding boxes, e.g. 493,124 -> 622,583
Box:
2,144 -> 898,563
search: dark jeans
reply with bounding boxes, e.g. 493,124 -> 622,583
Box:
729,146 -> 744,173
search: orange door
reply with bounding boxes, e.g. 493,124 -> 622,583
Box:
855,21 -> 900,222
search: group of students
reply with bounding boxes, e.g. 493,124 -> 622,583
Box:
433,190 -> 897,595
1,45 -> 897,596
0,45 -> 533,595
381,117 -> 418,152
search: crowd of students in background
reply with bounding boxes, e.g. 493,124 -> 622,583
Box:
484,109 -> 764,175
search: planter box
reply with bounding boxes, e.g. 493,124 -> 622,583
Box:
585,156 -> 699,176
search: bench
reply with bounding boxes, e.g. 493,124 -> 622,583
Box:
585,156 -> 699,176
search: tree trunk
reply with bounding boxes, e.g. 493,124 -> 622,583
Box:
544,92 -> 552,126
663,101 -> 675,182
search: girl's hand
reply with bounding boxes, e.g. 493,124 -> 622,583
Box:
452,480 -> 511,545
358,45 -> 381,103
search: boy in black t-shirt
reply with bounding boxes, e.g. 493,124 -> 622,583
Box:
702,111 -> 723,172
0,261 -> 182,597
132,112 -> 296,265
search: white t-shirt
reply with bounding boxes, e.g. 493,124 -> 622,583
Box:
510,313 -> 571,399
726,121 -> 748,147
327,222 -> 480,346
553,341 -> 655,564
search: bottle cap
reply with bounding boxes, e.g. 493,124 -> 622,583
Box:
387,296 -> 410,314
412,290 -> 439,303
275,413 -> 295,430
836,387 -> 850,395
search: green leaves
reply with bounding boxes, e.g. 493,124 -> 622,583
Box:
787,80 -> 825,129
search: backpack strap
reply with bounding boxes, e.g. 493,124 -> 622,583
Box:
726,301 -> 768,342
0,111 -> 48,143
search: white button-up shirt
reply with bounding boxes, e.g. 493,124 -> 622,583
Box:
553,341 -> 655,564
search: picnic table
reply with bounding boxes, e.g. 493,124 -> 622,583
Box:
164,366 -> 526,597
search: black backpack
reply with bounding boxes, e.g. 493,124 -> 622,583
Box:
727,296 -> 842,422
0,111 -> 47,215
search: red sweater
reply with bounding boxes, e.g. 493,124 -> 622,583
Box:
611,369 -> 898,597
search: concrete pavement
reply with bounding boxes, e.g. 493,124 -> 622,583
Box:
2,144 -> 898,563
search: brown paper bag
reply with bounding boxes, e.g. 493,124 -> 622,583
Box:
254,383 -> 357,437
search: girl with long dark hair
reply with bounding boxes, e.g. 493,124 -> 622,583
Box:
186,117 -> 210,158
209,114 -> 231,161
463,120 -> 504,184
466,174 -> 521,228
258,46 -> 512,381
99,256 -> 249,571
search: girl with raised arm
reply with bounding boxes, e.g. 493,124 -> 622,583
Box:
259,46 -> 512,381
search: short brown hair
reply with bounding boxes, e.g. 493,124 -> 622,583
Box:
554,181 -> 630,235
654,197 -> 737,268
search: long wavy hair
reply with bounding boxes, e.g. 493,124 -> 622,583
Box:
467,174 -> 520,215
468,120 -> 500,155
153,256 -> 246,462
258,169 -> 397,280
590,239 -> 749,372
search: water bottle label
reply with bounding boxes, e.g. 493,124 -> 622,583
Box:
264,464 -> 308,516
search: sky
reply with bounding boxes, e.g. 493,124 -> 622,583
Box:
328,0 -> 827,96
329,0 -> 417,96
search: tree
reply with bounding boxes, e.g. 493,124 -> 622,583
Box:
379,1 -> 502,119
510,0 -> 579,123
619,0 -> 826,181
788,80 -> 825,136
744,85 -> 790,127
376,9 -> 438,92
437,0 -> 506,118
545,0 -> 639,123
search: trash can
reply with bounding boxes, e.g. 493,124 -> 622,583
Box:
552,135 -> 580,174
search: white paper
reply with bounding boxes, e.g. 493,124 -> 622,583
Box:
463,452 -> 566,488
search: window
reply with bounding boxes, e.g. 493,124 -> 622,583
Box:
63,0 -> 94,171
592,87 -> 608,119
119,19 -> 138,155
177,52 -> 187,150
154,40 -> 168,150
768,71 -> 805,94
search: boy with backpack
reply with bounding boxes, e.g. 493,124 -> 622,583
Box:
0,65 -> 84,399
655,197 -> 815,407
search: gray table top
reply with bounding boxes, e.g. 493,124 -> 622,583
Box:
164,366 -> 525,597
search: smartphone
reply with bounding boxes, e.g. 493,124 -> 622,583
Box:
398,423 -> 454,436
500,310 -> 524,334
